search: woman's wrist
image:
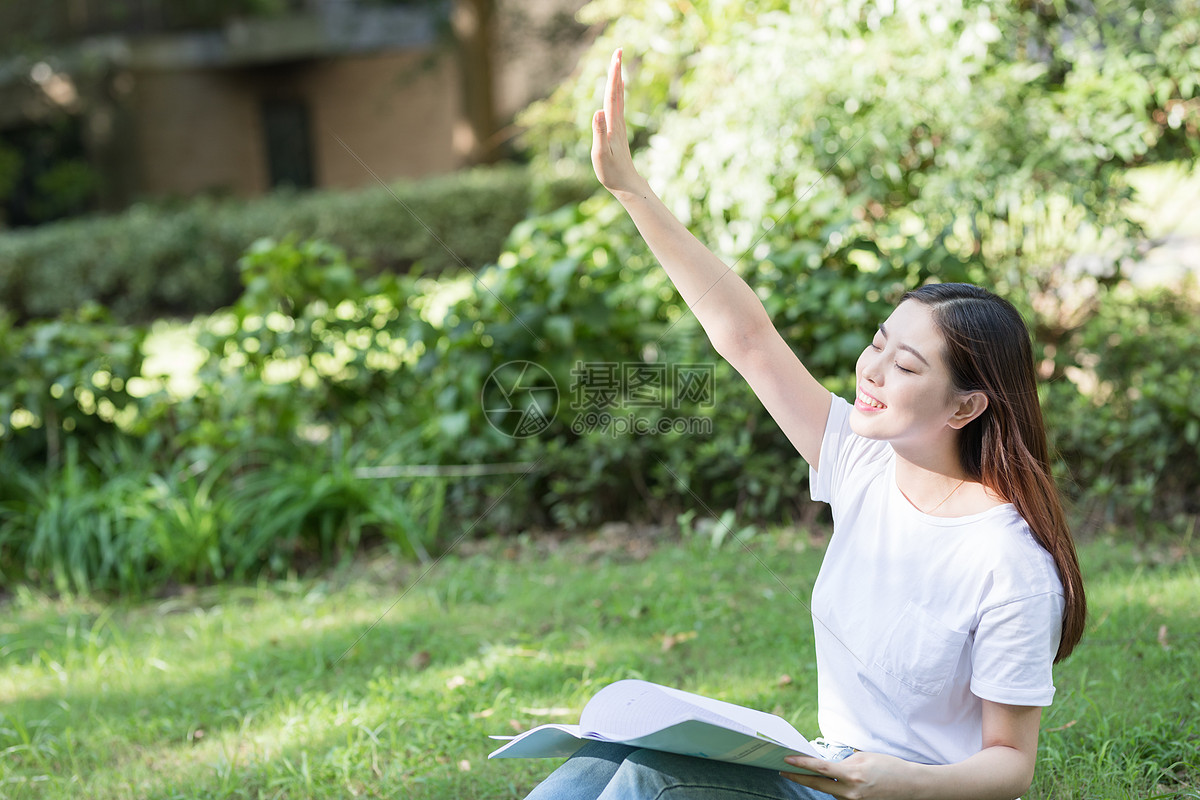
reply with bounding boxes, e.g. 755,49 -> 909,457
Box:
607,177 -> 653,206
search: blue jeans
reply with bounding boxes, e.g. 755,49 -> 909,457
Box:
522,742 -> 835,800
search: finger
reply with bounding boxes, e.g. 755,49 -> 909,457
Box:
591,110 -> 612,179
604,48 -> 624,141
604,49 -> 614,128
780,756 -> 847,796
612,48 -> 625,138
783,755 -> 843,782
592,110 -> 608,155
779,771 -> 844,798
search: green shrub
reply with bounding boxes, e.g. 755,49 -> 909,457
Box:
232,209 -> 1186,537
0,164 -> 594,323
1044,282 -> 1200,529
0,233 -> 461,591
1,228 -> 1196,594
0,303 -> 149,468
356,187 -> 972,531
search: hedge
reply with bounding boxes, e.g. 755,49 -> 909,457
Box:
0,163 -> 594,323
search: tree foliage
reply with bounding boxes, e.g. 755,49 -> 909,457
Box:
524,0 -> 1198,297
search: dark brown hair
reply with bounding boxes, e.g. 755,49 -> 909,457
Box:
903,282 -> 1085,662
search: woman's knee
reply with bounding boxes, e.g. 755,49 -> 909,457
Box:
601,749 -> 734,798
621,748 -> 697,776
602,749 -> 829,800
521,742 -> 639,800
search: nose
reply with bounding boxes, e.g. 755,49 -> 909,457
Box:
859,346 -> 885,385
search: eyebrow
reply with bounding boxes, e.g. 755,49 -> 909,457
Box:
878,324 -> 930,366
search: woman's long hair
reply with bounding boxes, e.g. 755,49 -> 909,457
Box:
904,283 -> 1085,662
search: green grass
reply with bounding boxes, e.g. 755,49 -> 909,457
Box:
1,525 -> 1197,799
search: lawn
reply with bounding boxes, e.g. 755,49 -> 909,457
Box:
1,522 -> 1197,799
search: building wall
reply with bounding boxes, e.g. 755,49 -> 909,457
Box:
130,67 -> 266,197
492,0 -> 593,122
307,50 -> 463,190
128,49 -> 462,199
1,0 -> 594,216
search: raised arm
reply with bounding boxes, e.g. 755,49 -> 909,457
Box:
591,48 -> 832,467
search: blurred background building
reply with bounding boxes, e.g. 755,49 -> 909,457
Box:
0,0 -> 592,226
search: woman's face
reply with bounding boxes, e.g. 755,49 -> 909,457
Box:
850,300 -> 966,447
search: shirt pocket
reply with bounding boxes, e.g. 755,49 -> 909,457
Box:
873,600 -> 968,696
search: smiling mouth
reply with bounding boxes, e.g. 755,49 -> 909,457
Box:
857,389 -> 886,410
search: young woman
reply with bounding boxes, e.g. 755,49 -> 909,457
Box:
522,49 -> 1085,800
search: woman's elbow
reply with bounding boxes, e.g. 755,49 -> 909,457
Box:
708,315 -> 773,365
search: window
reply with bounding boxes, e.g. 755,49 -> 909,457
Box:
261,97 -> 314,189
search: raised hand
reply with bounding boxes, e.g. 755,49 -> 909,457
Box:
591,48 -> 648,200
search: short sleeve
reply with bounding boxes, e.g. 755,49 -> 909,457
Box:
971,591 -> 1064,706
809,394 -> 890,507
810,393 -> 849,503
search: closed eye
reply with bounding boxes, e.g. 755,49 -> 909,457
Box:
877,322 -> 930,368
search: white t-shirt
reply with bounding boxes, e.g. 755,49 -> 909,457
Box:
809,394 -> 1065,766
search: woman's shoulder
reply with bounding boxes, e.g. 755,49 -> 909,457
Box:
958,506 -> 1064,599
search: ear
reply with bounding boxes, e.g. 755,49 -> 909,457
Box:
947,391 -> 988,430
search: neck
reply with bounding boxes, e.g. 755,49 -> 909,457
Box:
892,433 -> 965,482
892,443 -> 970,512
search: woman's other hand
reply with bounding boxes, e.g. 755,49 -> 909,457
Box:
781,751 -> 921,800
781,701 -> 1040,800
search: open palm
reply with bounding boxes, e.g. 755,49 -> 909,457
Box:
591,49 -> 645,199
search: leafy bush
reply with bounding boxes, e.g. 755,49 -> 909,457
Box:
0,238 -> 457,592
1,228 -> 1196,594
485,200 -> 965,526
349,208 -> 1200,532
0,164 -> 593,322
0,303 -> 148,468
207,196 -> 962,532
1044,282 -> 1200,529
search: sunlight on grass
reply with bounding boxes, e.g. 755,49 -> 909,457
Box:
0,530 -> 1196,799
